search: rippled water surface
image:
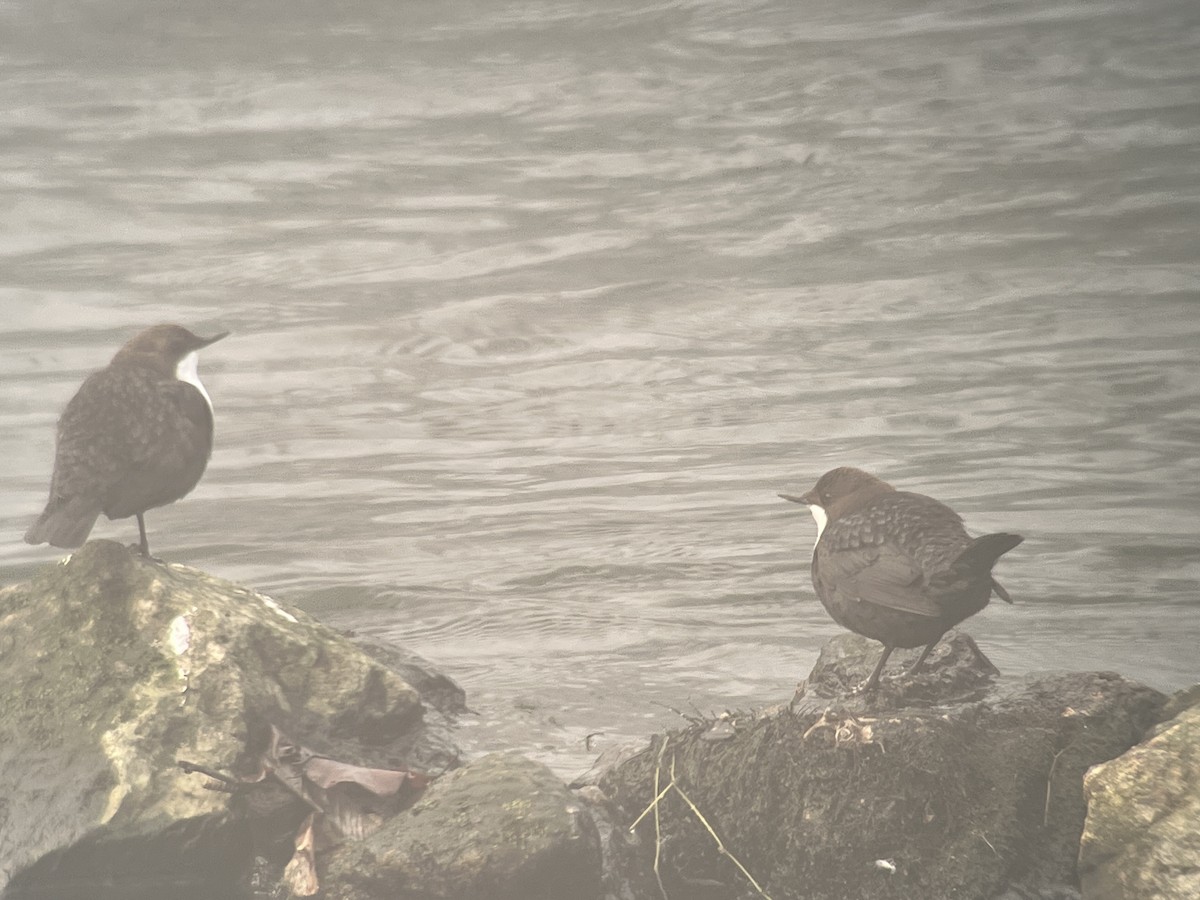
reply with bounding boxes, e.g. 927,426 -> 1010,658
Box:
2,0 -> 1198,776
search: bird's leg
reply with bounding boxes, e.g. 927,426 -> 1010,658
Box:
136,513 -> 150,558
904,638 -> 941,678
859,645 -> 895,693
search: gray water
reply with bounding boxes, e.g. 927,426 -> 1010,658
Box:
2,0 -> 1198,777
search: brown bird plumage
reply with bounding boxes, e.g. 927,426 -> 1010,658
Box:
25,324 -> 228,557
781,467 -> 1022,692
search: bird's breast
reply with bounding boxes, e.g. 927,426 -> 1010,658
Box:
809,504 -> 828,550
174,351 -> 214,414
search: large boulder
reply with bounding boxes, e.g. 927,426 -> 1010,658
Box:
1078,686 -> 1200,900
595,633 -> 1165,900
324,751 -> 602,900
0,540 -> 459,898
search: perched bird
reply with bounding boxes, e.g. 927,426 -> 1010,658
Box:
780,467 -> 1021,692
25,324 -> 228,558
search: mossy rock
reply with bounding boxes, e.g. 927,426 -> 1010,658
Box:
1079,687 -> 1200,900
0,540 -> 455,897
598,635 -> 1164,900
324,752 -> 602,900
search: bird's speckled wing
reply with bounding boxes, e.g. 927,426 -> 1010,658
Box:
47,365 -> 214,520
814,537 -> 940,617
815,492 -> 974,618
46,368 -> 137,507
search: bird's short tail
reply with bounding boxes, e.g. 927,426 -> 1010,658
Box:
954,533 -> 1023,572
951,532 -> 1023,603
24,498 -> 100,549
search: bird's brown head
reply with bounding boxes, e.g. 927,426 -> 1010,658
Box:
112,324 -> 229,373
779,467 -> 895,520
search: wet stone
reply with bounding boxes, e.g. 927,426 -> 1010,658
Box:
596,637 -> 1165,900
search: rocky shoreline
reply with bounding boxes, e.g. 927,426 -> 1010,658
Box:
0,541 -> 1194,899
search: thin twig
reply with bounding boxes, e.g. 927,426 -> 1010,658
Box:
627,743 -> 773,900
652,741 -> 671,900
627,741 -> 675,900
652,701 -> 707,726
1044,746 -> 1068,827
177,759 -> 239,785
978,832 -> 999,857
671,771 -> 774,900
628,764 -> 675,831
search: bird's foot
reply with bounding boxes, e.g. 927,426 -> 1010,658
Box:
127,541 -> 164,564
849,678 -> 882,696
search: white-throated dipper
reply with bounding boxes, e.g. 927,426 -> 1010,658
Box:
25,324 -> 228,558
780,467 -> 1022,692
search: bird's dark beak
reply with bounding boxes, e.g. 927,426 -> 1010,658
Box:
200,331 -> 230,348
778,492 -> 811,506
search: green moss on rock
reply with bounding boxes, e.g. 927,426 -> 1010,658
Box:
324,752 -> 602,900
0,540 -> 429,892
597,637 -> 1164,900
1079,689 -> 1200,900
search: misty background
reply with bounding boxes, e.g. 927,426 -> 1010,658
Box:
2,0 -> 1198,775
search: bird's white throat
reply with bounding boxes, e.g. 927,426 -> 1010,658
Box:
809,504 -> 828,547
175,351 -> 214,413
